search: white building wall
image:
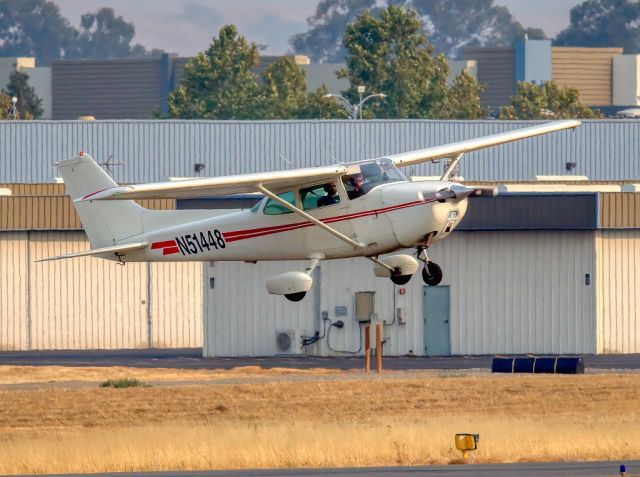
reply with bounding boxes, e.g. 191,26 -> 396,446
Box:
613,55 -> 640,106
0,231 -> 203,350
430,231 -> 596,355
204,230 -> 598,357
150,261 -> 203,348
0,232 -> 29,350
204,261 -> 315,357
595,230 -> 640,353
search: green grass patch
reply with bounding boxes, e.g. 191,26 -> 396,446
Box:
100,378 -> 149,389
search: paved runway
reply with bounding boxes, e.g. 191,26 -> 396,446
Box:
1,349 -> 640,370
20,460 -> 640,477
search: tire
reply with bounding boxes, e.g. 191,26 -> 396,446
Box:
390,273 -> 412,285
284,291 -> 306,302
422,262 -> 443,286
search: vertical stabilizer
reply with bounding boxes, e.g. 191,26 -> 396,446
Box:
57,154 -> 145,248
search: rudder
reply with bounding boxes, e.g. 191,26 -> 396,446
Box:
58,154 -> 145,248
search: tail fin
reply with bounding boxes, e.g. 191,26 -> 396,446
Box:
58,154 -> 145,248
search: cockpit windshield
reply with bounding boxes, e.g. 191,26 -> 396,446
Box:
342,158 -> 407,199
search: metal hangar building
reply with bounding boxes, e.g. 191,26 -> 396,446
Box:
1,120 -> 638,355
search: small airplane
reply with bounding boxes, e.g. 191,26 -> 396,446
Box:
40,120 -> 581,302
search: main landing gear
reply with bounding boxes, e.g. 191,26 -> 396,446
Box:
417,246 -> 443,286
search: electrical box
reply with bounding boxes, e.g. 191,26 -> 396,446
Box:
355,291 -> 375,322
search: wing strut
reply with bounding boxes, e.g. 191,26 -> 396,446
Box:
256,184 -> 366,251
440,153 -> 464,181
257,184 -> 395,272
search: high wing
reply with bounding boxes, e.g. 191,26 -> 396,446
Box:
81,120 -> 579,202
387,120 -> 581,168
79,164 -> 348,201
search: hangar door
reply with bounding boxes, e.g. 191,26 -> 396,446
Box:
423,286 -> 451,355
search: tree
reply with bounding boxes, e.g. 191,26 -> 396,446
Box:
0,0 -> 76,65
258,57 -> 309,119
290,0 -> 379,63
499,81 -> 602,119
408,0 -> 546,58
554,0 -> 640,53
66,7 -> 158,59
168,25 -> 261,119
300,84 -> 351,119
256,57 -> 347,119
339,6 -> 483,119
438,71 -> 486,119
4,68 -> 43,119
291,0 -> 546,61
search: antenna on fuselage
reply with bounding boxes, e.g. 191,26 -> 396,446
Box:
277,153 -> 294,168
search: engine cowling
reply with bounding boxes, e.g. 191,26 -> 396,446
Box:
266,271 -> 313,296
373,254 -> 419,278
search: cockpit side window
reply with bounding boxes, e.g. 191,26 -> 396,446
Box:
301,182 -> 341,211
342,159 -> 407,200
263,190 -> 296,215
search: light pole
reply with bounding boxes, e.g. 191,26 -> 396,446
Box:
9,96 -> 18,120
324,86 -> 386,120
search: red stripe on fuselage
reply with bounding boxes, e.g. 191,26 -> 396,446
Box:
162,246 -> 180,255
151,240 -> 177,249
223,199 -> 429,243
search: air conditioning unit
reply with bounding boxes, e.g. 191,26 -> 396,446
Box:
275,330 -> 302,355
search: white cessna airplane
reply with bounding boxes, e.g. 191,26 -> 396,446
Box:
41,120 -> 580,301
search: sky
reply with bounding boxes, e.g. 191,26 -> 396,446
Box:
55,0 -> 583,57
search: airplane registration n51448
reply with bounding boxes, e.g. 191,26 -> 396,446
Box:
39,120 -> 580,302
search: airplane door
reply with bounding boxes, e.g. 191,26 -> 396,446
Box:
302,183 -> 356,254
423,286 -> 451,356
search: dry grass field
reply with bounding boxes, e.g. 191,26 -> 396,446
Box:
0,366 -> 638,474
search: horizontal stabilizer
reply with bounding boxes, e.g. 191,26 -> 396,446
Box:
35,242 -> 147,262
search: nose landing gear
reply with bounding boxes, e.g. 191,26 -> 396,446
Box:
416,246 -> 443,286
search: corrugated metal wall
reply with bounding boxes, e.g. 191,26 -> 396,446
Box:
600,193 -> 640,228
204,231 -> 597,357
463,47 -> 515,107
431,231 -> 596,355
0,231 -> 203,350
1,120 -> 640,183
0,232 -> 29,350
595,230 -> 640,353
552,47 -> 622,106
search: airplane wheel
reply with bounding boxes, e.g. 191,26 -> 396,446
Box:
390,273 -> 412,285
285,292 -> 307,302
422,262 -> 443,286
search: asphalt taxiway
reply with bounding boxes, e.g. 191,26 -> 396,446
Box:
1,348 -> 640,370
20,460 -> 640,477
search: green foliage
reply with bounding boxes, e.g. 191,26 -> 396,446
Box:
169,26 -> 347,120
0,1 -> 158,65
300,84 -> 351,120
339,6 -> 483,119
67,7 -> 160,59
290,0 -> 378,63
291,0 -> 546,61
438,71 -> 486,119
0,92 -> 13,119
168,25 -> 260,119
409,0 -> 546,57
555,0 -> 640,53
100,378 -> 148,389
257,57 -> 348,119
499,81 -> 602,120
4,68 -> 43,119
258,57 -> 309,119
0,0 -> 76,65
